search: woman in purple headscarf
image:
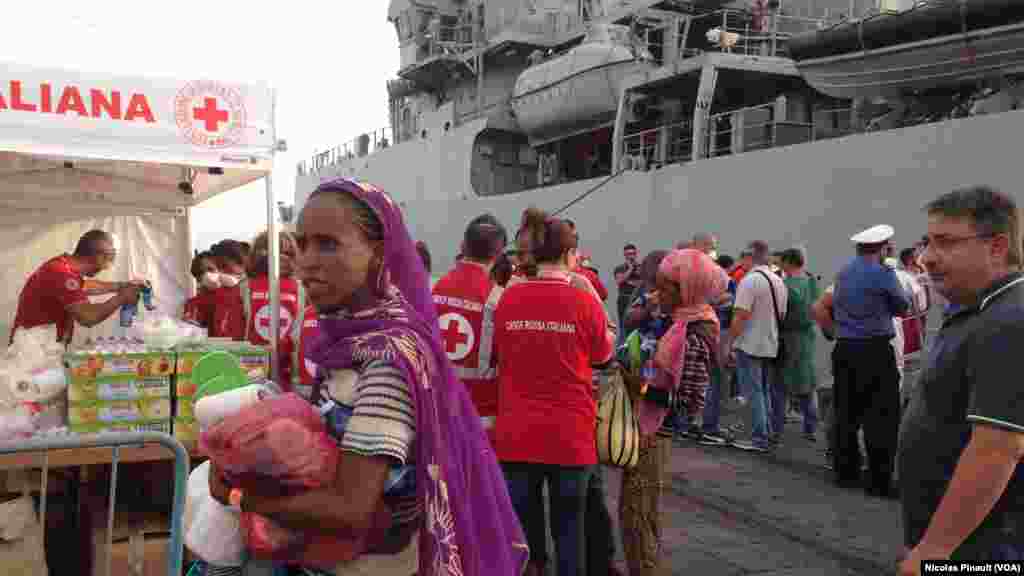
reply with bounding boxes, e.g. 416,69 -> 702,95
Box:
211,178 -> 528,575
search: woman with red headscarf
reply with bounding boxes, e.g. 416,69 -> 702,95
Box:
620,248 -> 727,575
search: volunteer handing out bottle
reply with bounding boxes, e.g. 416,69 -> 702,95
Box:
11,230 -> 146,345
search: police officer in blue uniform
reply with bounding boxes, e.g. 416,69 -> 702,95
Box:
825,225 -> 911,497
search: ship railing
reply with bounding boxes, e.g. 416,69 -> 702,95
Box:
422,23 -> 476,59
297,126 -> 394,176
622,119 -> 694,169
704,102 -> 816,157
680,9 -> 833,59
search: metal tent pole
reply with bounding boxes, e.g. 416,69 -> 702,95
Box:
267,88 -> 280,383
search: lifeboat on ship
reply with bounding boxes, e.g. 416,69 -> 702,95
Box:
786,0 -> 1024,100
511,23 -> 655,143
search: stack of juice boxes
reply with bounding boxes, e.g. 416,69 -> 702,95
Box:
63,338 -> 174,434
172,342 -> 270,450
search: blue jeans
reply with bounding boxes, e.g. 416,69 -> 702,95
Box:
797,394 -> 818,435
769,365 -> 787,439
702,363 -> 723,434
735,350 -> 772,446
503,462 -> 592,576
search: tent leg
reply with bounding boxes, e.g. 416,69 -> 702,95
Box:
266,174 -> 280,384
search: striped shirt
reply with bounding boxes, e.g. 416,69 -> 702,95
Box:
659,329 -> 713,435
319,360 -> 420,530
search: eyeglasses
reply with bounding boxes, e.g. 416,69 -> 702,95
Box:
921,234 -> 994,251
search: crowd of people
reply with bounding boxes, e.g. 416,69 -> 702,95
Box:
14,178 -> 1024,575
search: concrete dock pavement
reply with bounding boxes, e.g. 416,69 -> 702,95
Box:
597,403 -> 904,576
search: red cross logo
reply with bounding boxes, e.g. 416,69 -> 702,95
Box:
437,312 -> 474,361
254,305 -> 294,342
194,97 -> 229,132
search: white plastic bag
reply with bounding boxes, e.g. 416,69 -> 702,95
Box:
183,461 -> 245,566
0,495 -> 49,575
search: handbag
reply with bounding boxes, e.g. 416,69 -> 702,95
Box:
596,367 -> 640,469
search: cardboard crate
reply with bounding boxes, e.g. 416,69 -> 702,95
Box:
174,344 -> 270,399
64,351 -> 176,382
68,376 -> 171,403
175,395 -> 195,420
68,397 -> 172,426
68,419 -> 171,435
172,417 -> 197,451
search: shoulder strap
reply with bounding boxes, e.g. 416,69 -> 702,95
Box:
756,270 -> 783,329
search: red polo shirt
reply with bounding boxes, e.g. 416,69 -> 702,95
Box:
211,276 -> 302,388
182,291 -> 217,328
574,266 -> 608,301
493,276 -> 614,466
12,254 -> 89,344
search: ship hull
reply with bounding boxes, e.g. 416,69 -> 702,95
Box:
297,108 -> 1024,379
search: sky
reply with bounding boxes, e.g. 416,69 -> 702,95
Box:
4,0 -> 399,252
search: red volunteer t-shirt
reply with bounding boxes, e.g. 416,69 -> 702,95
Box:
493,276 -> 614,466
432,261 -> 498,417
12,254 -> 89,344
210,276 -> 302,388
575,266 -> 608,301
182,291 -> 217,329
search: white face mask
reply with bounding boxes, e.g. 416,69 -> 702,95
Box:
219,273 -> 240,288
200,272 -> 221,290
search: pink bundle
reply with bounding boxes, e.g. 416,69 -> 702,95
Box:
200,393 -> 336,487
199,393 -> 387,567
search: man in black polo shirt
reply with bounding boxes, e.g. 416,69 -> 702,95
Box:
898,185 -> 1024,574
614,244 -> 643,337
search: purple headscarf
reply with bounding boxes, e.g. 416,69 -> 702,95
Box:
304,178 -> 529,576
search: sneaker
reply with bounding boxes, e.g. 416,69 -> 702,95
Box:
699,432 -> 728,446
733,440 -> 772,452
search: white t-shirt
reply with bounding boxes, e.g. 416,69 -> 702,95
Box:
734,265 -> 788,358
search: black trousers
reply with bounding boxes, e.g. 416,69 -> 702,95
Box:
585,464 -> 614,576
831,338 -> 900,490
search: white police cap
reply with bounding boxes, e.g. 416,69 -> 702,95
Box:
850,224 -> 894,245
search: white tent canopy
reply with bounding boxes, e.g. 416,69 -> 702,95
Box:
0,60 -> 284,371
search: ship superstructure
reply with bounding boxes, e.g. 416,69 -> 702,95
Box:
295,0 -> 1024,306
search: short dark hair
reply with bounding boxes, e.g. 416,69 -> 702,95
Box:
925,185 -> 1021,267
464,213 -> 507,261
74,230 -> 114,257
641,250 -> 669,287
899,247 -> 916,266
780,248 -> 805,268
748,240 -> 770,264
415,241 -> 432,273
564,219 -> 576,230
624,243 -> 637,251
190,252 -> 216,281
491,252 -> 514,287
210,240 -> 246,268
716,254 -> 735,269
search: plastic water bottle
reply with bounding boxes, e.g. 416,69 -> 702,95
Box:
119,296 -> 138,327
141,282 -> 154,311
